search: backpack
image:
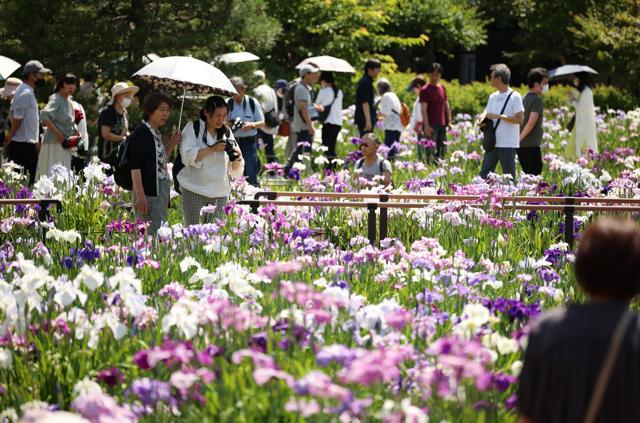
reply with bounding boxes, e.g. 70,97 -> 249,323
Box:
355,157 -> 385,174
113,131 -> 134,190
392,102 -> 411,127
283,80 -> 300,120
318,87 -> 339,124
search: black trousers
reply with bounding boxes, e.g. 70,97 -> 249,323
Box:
321,123 -> 341,167
7,141 -> 38,185
284,130 -> 312,177
257,129 -> 277,163
517,146 -> 543,176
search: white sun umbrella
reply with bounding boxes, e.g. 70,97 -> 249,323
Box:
549,65 -> 598,79
132,56 -> 236,128
296,56 -> 355,73
214,52 -> 260,64
0,56 -> 20,80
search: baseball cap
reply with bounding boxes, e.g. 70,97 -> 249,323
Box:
299,64 -> 320,77
274,79 -> 287,90
1,77 -> 22,97
22,60 -> 51,76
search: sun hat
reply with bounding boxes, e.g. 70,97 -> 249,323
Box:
108,82 -> 139,104
298,64 -> 320,77
1,77 -> 22,97
253,70 -> 266,80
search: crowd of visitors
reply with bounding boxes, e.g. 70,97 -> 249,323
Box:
0,56 -> 600,232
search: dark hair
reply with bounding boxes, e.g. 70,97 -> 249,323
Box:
199,95 -> 229,139
142,92 -> 172,120
574,72 -> 591,92
410,76 -> 426,89
364,58 -> 382,73
320,72 -> 334,85
54,73 -> 77,93
430,63 -> 443,74
575,218 -> 640,301
527,67 -> 548,88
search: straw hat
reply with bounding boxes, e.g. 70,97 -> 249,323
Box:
108,82 -> 139,104
0,77 -> 21,98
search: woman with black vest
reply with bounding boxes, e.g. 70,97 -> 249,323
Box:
177,95 -> 244,226
128,92 -> 181,235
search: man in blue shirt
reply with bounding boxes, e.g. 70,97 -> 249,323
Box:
228,77 -> 265,186
355,59 -> 381,136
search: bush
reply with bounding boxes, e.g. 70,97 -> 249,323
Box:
592,85 -> 638,111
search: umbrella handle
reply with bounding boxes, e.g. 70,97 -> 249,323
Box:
177,87 -> 185,131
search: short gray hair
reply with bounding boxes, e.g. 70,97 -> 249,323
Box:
490,63 -> 511,85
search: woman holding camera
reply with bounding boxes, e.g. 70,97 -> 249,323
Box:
128,92 -> 182,236
36,73 -> 80,179
177,95 -> 244,226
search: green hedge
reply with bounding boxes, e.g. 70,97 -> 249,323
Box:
381,72 -> 638,116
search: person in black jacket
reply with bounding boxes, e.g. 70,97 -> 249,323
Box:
128,92 -> 181,235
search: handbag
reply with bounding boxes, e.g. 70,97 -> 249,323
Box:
481,90 -> 514,152
264,108 -> 280,128
582,311 -> 635,423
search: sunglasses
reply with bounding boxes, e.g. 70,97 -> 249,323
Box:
359,143 -> 376,149
63,78 -> 77,85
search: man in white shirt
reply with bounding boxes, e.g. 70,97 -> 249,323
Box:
315,72 -> 343,169
478,63 -> 524,181
252,70 -> 279,163
7,60 -> 51,185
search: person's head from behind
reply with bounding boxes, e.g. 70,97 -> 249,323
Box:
230,77 -> 246,103
54,73 -> 77,97
575,218 -> 640,302
409,76 -> 426,95
376,78 -> 392,96
573,72 -> 591,92
429,63 -> 443,84
200,95 -> 229,131
253,70 -> 266,85
527,67 -> 549,95
143,92 -> 172,128
364,58 -> 382,79
319,72 -> 334,89
490,63 -> 511,89
359,133 -> 380,158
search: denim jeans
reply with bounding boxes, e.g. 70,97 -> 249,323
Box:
480,147 -> 516,181
238,136 -> 259,186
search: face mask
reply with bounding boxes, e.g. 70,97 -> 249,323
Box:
120,97 -> 132,108
542,84 -> 549,94
573,78 -> 579,87
35,79 -> 45,88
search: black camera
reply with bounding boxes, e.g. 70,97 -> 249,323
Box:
230,117 -> 244,133
214,136 -> 240,162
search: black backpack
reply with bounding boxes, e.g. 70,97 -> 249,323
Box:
283,80 -> 300,120
113,130 -> 135,190
355,157 -> 385,174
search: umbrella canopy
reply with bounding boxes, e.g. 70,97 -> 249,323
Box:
549,65 -> 598,79
214,52 -> 260,64
0,56 -> 20,80
132,56 -> 236,96
296,56 -> 355,73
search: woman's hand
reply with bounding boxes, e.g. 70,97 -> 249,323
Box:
171,132 -> 182,145
135,192 -> 148,215
211,142 -> 227,153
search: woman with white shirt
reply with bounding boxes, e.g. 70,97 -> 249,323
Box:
316,72 -> 343,168
376,78 -> 403,159
177,96 -> 244,226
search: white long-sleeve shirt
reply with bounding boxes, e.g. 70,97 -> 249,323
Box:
177,119 -> 244,198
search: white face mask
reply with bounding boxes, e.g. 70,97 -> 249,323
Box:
120,97 -> 132,108
542,84 -> 549,94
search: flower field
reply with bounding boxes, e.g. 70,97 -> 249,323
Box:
1,106 -> 639,422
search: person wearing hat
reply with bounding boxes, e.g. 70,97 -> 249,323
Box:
252,70 -> 279,163
227,76 -> 264,187
283,64 -> 320,177
6,60 -> 51,185
97,82 -> 139,169
0,77 -> 21,163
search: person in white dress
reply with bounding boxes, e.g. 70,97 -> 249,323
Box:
564,72 -> 597,159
